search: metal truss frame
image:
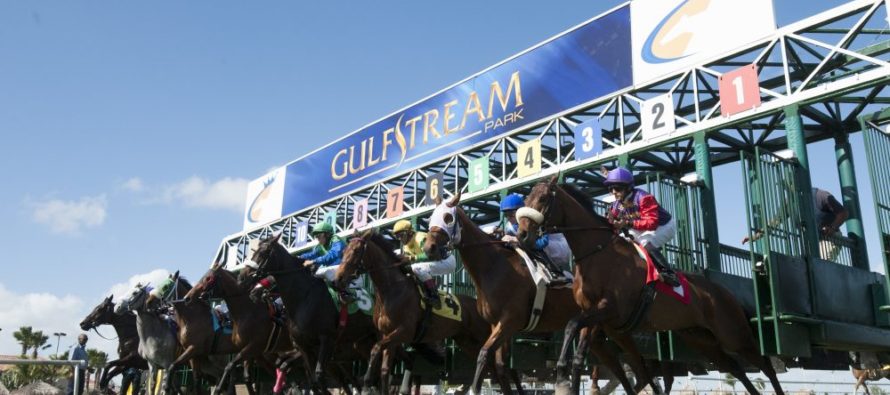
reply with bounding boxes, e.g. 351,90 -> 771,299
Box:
216,0 -> 890,267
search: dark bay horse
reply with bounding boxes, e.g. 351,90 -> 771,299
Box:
185,264 -> 301,394
150,274 -> 235,395
333,230 -> 509,394
423,193 -> 655,395
518,178 -> 784,395
245,233 -> 379,394
80,295 -> 148,393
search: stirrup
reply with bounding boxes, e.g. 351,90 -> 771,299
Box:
426,292 -> 441,309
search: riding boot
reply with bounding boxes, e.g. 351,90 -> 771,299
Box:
536,252 -> 570,286
644,244 -> 680,287
423,279 -> 441,309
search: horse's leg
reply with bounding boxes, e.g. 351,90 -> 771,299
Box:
380,347 -> 397,395
736,347 -> 784,395
101,364 -> 124,389
556,315 -> 586,395
363,342 -> 386,395
588,333 -> 634,395
314,336 -> 334,395
609,333 -> 659,395
679,332 -> 757,395
493,345 -> 514,395
660,362 -> 674,394
165,345 -> 198,395
572,327 -> 592,395
215,350 -> 247,395
470,323 -> 510,395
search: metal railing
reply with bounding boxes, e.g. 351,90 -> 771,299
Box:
0,359 -> 88,395
719,244 -> 759,279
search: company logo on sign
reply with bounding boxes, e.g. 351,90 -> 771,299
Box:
632,0 -> 776,84
243,167 -> 286,229
329,72 -> 525,184
247,177 -> 276,223
641,0 -> 711,64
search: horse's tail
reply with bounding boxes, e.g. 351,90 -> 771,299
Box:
413,342 -> 446,365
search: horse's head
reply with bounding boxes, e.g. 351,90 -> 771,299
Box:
81,295 -> 115,330
519,177 -> 564,248
185,262 -> 224,304
424,191 -> 462,260
335,230 -> 401,290
115,283 -> 150,315
250,233 -> 293,278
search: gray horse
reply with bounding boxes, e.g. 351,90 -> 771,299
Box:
115,283 -> 180,395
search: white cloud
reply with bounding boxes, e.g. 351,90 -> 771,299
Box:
158,176 -> 248,213
104,268 -> 170,301
0,283 -> 87,357
121,177 -> 144,192
29,195 -> 108,235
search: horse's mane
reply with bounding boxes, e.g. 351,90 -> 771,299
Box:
560,184 -> 602,219
366,232 -> 401,263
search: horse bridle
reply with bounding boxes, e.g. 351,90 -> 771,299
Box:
532,182 -> 617,261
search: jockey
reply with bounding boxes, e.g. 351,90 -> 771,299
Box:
393,219 -> 456,308
299,222 -> 347,283
499,193 -> 571,284
604,167 -> 680,286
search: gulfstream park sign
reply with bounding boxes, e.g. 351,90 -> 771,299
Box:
244,0 -> 777,229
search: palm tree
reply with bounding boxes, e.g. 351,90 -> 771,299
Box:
12,326 -> 35,357
29,331 -> 48,359
86,349 -> 108,391
723,373 -> 738,394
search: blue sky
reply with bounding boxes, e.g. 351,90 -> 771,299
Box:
0,0 -> 877,384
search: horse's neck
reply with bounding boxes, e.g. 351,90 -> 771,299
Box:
274,249 -> 324,299
366,248 -> 415,303
111,312 -> 138,338
455,210 -> 515,285
218,275 -> 260,319
134,310 -> 166,341
172,301 -> 210,326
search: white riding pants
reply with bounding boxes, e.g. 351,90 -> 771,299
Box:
314,265 -> 360,288
627,217 -> 676,249
410,255 -> 457,282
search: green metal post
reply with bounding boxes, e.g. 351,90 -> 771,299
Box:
784,104 -> 821,259
694,131 -> 721,271
835,132 -> 869,270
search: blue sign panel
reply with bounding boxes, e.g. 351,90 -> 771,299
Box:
574,119 -> 603,160
280,5 -> 632,217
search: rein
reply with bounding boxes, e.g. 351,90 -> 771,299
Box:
92,327 -> 119,341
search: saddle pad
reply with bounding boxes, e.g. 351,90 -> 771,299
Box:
327,286 -> 373,315
632,242 -> 691,305
513,247 -> 573,288
419,290 -> 462,322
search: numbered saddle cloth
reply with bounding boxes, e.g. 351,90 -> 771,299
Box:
418,289 -> 462,322
326,286 -> 373,315
632,242 -> 691,305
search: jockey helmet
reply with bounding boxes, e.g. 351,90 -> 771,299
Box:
393,220 -> 413,234
604,167 -> 634,186
499,193 -> 525,212
311,222 -> 334,236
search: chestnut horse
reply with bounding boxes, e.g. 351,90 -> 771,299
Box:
185,264 -> 302,395
244,233 -> 379,394
333,230 -> 516,394
518,179 -> 784,395
423,193 -> 660,395
80,295 -> 148,394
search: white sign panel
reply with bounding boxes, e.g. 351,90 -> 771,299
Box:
243,167 -> 286,230
631,0 -> 777,84
641,94 -> 675,140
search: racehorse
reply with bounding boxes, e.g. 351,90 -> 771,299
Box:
80,295 -> 148,394
853,367 -> 890,394
150,274 -> 234,395
422,193 -> 657,395
115,282 -> 183,395
185,263 -> 302,395
518,178 -> 784,395
244,233 -> 379,394
332,230 -> 512,394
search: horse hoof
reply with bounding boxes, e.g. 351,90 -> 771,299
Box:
555,381 -> 573,395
